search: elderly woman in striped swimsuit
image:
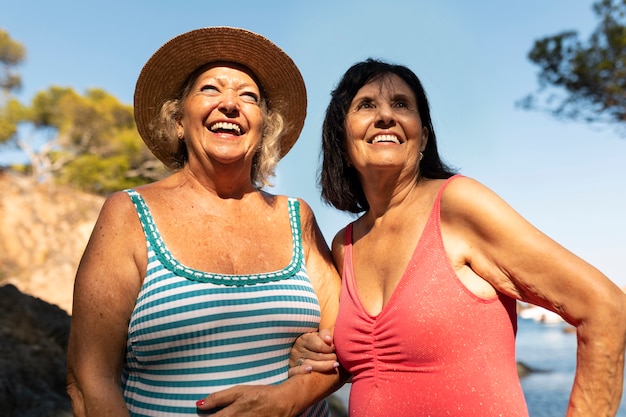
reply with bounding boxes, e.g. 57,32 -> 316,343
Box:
66,27 -> 343,417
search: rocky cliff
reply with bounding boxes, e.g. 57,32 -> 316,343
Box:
0,170 -> 104,313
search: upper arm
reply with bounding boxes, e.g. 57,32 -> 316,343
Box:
297,199 -> 341,330
68,191 -> 145,385
330,228 -> 346,276
441,176 -> 623,325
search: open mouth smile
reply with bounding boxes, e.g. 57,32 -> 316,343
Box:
369,134 -> 401,144
209,121 -> 243,136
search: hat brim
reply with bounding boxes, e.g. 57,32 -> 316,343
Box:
134,27 -> 307,163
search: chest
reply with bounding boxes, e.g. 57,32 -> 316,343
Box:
145,200 -> 295,276
127,273 -> 322,374
350,217 -> 427,315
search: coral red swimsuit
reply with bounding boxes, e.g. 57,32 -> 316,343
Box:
334,176 -> 529,416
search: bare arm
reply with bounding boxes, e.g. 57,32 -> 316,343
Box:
289,227 -> 347,374
442,176 -> 626,416
67,192 -> 145,417
198,199 -> 347,416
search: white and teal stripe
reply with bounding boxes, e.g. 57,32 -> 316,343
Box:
122,190 -> 329,416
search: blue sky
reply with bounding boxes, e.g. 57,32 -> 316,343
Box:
3,0 -> 625,286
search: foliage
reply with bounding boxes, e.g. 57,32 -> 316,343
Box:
0,29 -> 25,93
0,97 -> 25,143
520,0 -> 626,133
0,29 -> 26,146
23,86 -> 166,193
0,30 -> 166,194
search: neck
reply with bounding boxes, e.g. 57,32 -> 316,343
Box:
361,173 -> 420,223
181,163 -> 258,199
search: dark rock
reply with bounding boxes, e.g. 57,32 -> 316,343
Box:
516,361 -> 551,378
0,284 -> 72,416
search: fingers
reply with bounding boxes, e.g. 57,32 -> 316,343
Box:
297,359 -> 340,374
196,394 -> 221,411
196,387 -> 234,411
287,363 -> 313,377
288,349 -> 340,377
318,328 -> 334,346
290,349 -> 337,368
290,332 -> 319,367
195,385 -> 286,417
301,332 -> 334,354
289,330 -> 338,373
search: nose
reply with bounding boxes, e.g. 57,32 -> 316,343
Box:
374,103 -> 395,128
219,89 -> 239,114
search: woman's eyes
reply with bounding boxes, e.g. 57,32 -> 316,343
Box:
240,92 -> 259,104
200,84 -> 218,93
355,100 -> 409,110
356,101 -> 374,110
198,85 -> 259,103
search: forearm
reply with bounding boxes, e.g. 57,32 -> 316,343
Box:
68,375 -> 130,417
280,368 -> 349,415
567,312 -> 626,416
197,367 -> 349,417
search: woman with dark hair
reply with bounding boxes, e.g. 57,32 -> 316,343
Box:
291,58 -> 626,416
320,59 -> 455,214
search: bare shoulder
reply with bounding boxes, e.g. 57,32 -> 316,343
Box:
293,197 -> 320,237
83,189 -> 146,274
294,196 -> 315,219
439,175 -> 516,226
98,189 -> 138,219
330,227 -> 346,253
440,176 -> 495,207
330,227 -> 347,274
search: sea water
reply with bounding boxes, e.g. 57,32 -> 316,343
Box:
333,318 -> 626,416
518,318 -> 626,416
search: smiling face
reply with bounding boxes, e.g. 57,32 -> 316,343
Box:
344,73 -> 428,178
177,64 -> 264,168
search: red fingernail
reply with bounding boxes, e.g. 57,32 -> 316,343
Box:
196,399 -> 205,407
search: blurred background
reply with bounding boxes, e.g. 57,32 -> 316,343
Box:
1,1 -> 624,416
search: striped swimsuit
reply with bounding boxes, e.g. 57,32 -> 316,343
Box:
121,190 -> 330,416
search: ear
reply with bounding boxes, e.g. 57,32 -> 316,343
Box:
421,126 -> 429,152
176,121 -> 185,140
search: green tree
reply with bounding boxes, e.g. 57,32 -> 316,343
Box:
0,29 -> 165,194
26,86 -> 165,192
0,29 -> 26,146
520,0 -> 626,132
0,29 -> 25,93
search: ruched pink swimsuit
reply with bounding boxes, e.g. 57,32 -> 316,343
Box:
334,176 -> 529,416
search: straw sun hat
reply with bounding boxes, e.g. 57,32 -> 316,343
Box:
134,26 -> 307,165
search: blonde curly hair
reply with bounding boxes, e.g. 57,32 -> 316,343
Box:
147,67 -> 285,188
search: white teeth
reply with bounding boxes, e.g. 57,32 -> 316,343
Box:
210,122 -> 241,135
372,135 -> 400,144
